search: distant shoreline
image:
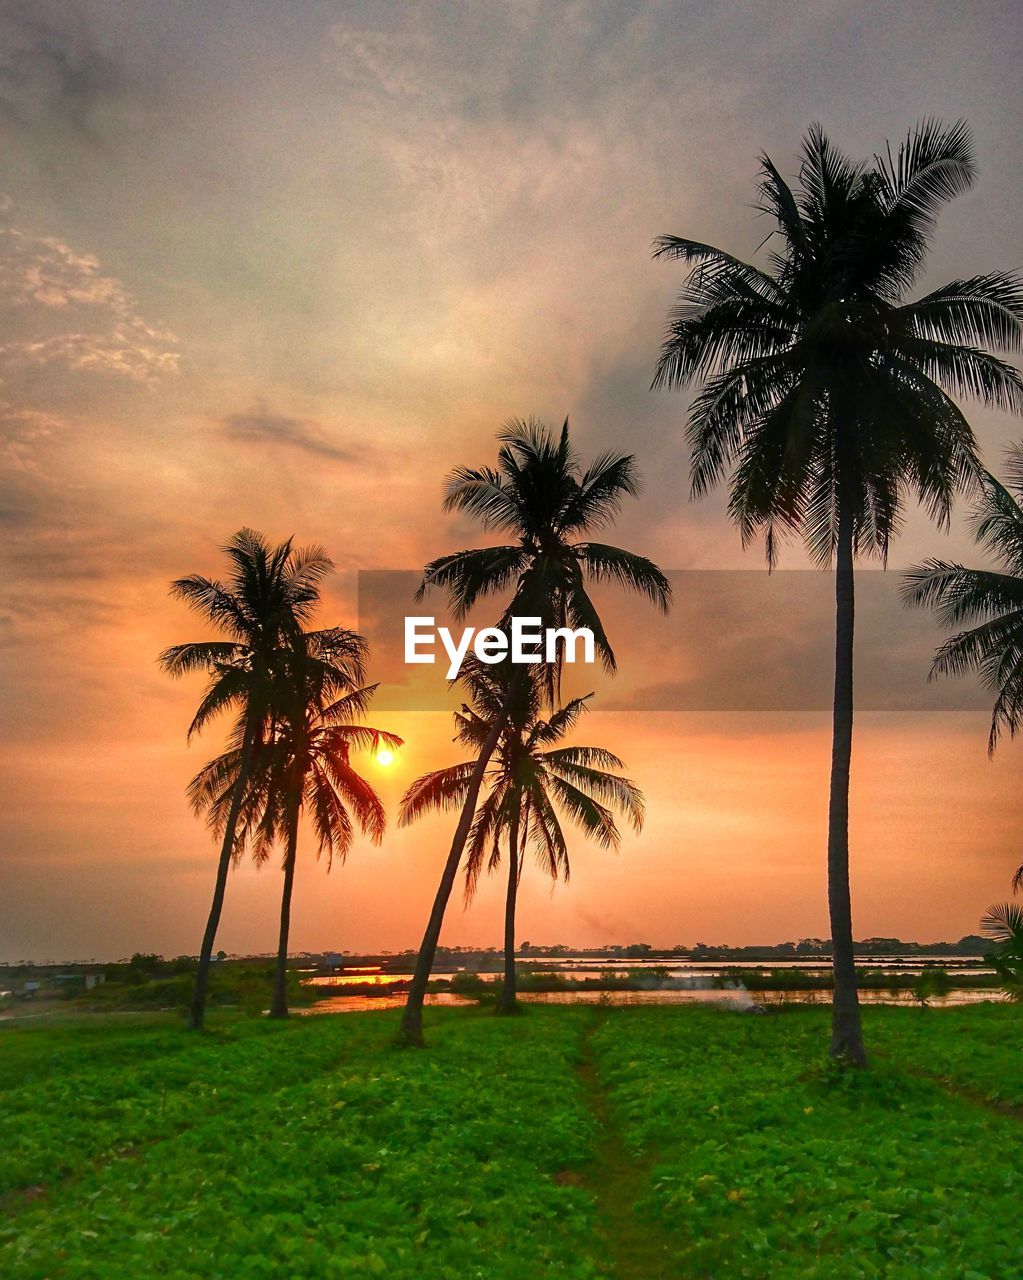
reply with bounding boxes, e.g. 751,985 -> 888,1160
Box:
0,936 -> 993,971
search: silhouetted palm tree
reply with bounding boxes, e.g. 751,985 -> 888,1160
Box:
162,529 -> 344,1029
398,419 -> 670,1045
981,900 -> 1023,1002
905,450 -> 1023,900
653,120 -> 1022,1064
904,446 -> 1023,758
401,660 -> 642,1012
191,664 -> 400,1019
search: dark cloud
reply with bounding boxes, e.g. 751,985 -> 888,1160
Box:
219,404 -> 362,463
596,571 -> 989,714
0,4 -> 130,142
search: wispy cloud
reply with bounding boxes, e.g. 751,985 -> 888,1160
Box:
219,401 -> 361,462
0,401 -> 63,473
0,214 -> 178,382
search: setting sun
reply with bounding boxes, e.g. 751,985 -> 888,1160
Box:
376,749 -> 395,768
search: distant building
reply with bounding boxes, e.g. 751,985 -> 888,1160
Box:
51,973 -> 106,992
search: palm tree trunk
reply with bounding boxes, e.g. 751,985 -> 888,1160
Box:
827,504 -> 867,1066
187,723 -> 256,1031
270,807 -> 300,1020
397,710 -> 508,1047
497,807 -> 521,1014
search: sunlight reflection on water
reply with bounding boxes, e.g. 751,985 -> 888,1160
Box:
298,987 -> 1002,1016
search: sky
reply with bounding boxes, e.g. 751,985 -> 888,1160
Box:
1,0 -> 1021,962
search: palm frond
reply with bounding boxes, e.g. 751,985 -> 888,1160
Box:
399,762 -> 480,826
158,640 -> 246,677
982,901 -> 1023,944
575,543 -> 672,611
899,272 -> 1023,353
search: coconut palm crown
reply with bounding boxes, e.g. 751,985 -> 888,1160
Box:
400,660 -> 643,900
419,416 -> 671,698
653,120 -> 1022,563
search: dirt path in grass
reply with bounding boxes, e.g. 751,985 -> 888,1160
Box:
574,1012 -> 679,1280
890,1060 -> 1023,1122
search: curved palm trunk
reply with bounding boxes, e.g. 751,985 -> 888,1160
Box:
497,807 -> 521,1014
188,722 -> 257,1031
270,806 -> 300,1020
397,712 -> 508,1047
827,506 -> 867,1066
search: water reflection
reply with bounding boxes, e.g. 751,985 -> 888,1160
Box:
299,987 -> 1002,1016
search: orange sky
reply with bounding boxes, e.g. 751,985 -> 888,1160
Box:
1,1 -> 1021,961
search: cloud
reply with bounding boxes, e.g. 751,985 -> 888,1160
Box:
327,21 -> 431,101
593,570 -> 989,714
0,4 -> 129,142
0,401 -> 63,472
219,402 -> 361,462
0,329 -> 179,382
0,215 -> 178,383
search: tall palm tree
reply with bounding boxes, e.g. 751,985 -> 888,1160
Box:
161,529 -> 343,1030
398,418 -> 670,1045
653,120 -> 1023,1064
401,659 -> 643,1011
192,670 -> 401,1018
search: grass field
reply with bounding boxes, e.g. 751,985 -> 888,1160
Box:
1,1004 -> 1020,1279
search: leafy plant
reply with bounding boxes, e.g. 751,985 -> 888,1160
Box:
981,901 -> 1023,1001
912,968 -> 951,1006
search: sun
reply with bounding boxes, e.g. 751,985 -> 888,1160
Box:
375,748 -> 395,767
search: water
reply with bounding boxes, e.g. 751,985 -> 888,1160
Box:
300,954 -> 1000,1015
300,986 -> 1003,1016
306,954 -> 994,989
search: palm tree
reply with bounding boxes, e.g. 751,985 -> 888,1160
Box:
652,120 -> 1023,1065
398,418 -> 670,1045
401,659 -> 643,1012
980,901 -> 1023,1002
904,446 -> 1023,759
192,668 -> 401,1018
905,449 -> 1023,900
161,529 -> 341,1030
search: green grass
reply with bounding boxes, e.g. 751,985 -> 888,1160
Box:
1,1004 -> 1019,1279
590,1005 -> 1023,1279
